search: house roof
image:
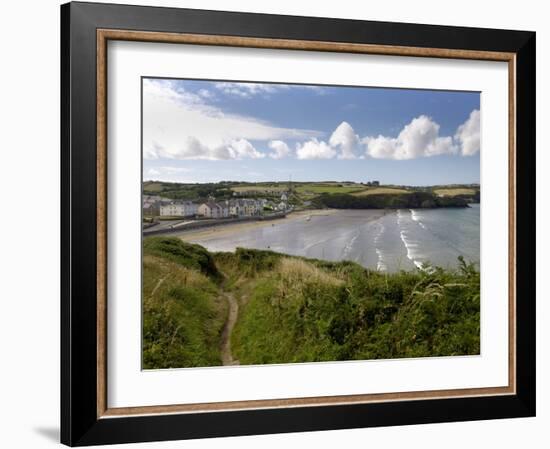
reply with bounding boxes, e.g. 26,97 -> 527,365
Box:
201,201 -> 225,209
163,201 -> 197,207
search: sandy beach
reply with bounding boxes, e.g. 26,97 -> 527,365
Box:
169,205 -> 479,272
174,209 -> 341,242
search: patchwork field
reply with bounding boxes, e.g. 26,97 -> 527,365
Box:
352,187 -> 410,196
294,184 -> 367,195
434,188 -> 477,197
142,182 -> 165,192
231,184 -> 287,193
143,180 -> 479,210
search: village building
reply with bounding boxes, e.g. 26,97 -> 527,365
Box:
195,198 -> 265,219
143,201 -> 160,216
228,199 -> 245,217
198,202 -> 229,218
242,199 -> 261,216
159,201 -> 199,217
143,195 -> 170,216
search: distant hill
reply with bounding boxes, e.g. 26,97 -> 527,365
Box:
312,191 -> 471,209
143,180 -> 480,208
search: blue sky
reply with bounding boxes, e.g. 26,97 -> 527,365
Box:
143,78 -> 480,186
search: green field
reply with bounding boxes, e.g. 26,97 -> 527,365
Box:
433,188 -> 477,197
231,182 -> 366,195
143,237 -> 480,369
294,183 -> 367,195
231,184 -> 287,193
352,187 -> 409,196
143,182 -> 165,192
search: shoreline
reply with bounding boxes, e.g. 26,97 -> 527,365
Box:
147,206 -> 479,273
174,208 -> 391,244
171,208 -> 342,241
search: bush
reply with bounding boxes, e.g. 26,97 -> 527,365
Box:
143,237 -> 219,278
142,255 -> 227,369
313,192 -> 469,209
143,240 -> 480,368
230,252 -> 480,364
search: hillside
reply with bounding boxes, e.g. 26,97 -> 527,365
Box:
143,237 -> 480,369
143,180 -> 480,209
142,238 -> 227,369
312,191 -> 470,209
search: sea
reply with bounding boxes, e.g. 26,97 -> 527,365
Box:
184,204 -> 480,272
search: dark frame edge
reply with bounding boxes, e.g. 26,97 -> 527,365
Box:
60,2 -> 72,446
62,2 -> 101,446
514,32 -> 536,417
61,2 -> 536,446
75,395 -> 533,446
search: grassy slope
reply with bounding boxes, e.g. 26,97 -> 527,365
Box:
142,238 -> 227,369
216,248 -> 480,365
143,238 -> 480,369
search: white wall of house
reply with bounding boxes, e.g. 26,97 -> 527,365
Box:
160,202 -> 198,217
198,203 -> 212,217
199,203 -> 229,218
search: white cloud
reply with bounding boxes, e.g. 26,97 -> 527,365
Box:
197,88 -> 215,100
148,136 -> 264,161
158,166 -> 192,174
268,140 -> 292,159
292,121 -> 360,160
228,139 -> 265,159
296,139 -> 337,160
214,82 -> 287,98
143,79 -> 320,160
302,85 -> 329,95
455,109 -> 480,156
364,115 -> 458,160
329,121 -> 360,159
144,79 -> 479,163
214,82 -> 330,98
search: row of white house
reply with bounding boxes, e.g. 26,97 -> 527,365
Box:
160,201 -> 199,217
159,198 -> 277,218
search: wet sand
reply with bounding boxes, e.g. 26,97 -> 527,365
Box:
174,209 -> 342,242
176,209 -> 388,259
174,205 -> 480,272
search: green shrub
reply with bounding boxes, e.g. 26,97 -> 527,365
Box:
230,252 -> 480,364
142,239 -> 480,369
313,192 -> 469,209
143,237 -> 219,278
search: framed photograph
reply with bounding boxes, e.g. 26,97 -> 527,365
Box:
61,1 -> 536,446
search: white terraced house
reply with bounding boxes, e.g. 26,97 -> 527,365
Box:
243,199 -> 262,216
198,202 -> 229,218
228,200 -> 244,217
159,201 -> 198,217
143,195 -> 171,216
